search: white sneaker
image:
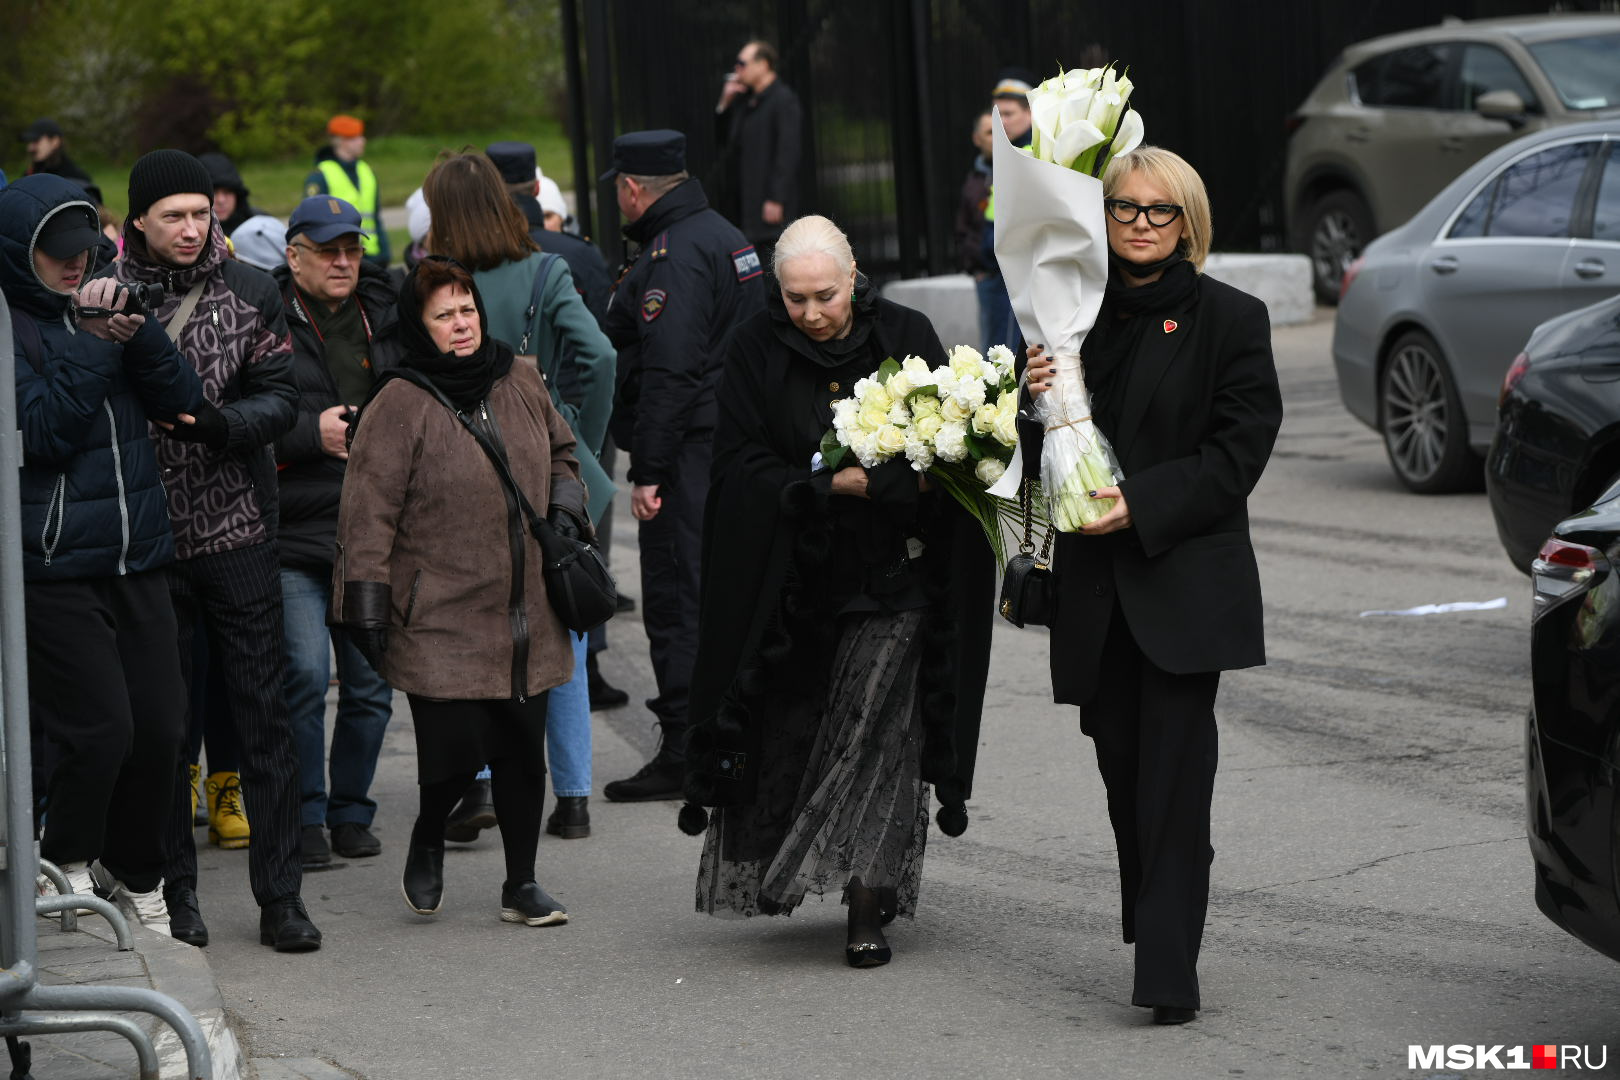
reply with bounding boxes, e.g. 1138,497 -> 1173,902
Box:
91,863 -> 172,937
38,860 -> 98,918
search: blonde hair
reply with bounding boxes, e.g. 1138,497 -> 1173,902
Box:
1102,146 -> 1211,272
772,214 -> 854,279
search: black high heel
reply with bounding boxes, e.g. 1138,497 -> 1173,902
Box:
845,876 -> 891,968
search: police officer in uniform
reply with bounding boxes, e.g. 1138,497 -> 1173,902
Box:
601,130 -> 766,801
303,115 -> 390,268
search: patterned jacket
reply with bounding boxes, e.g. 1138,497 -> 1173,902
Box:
110,219 -> 297,560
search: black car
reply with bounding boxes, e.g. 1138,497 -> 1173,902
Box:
1488,292 -> 1620,573
1527,495 -> 1620,962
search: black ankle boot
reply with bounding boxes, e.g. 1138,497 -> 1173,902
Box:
546,796 -> 591,839
845,876 -> 891,968
402,843 -> 445,915
444,779 -> 497,842
602,743 -> 684,802
587,654 -> 629,710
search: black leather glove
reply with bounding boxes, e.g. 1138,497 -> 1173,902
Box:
165,399 -> 229,451
547,506 -> 586,543
349,626 -> 389,671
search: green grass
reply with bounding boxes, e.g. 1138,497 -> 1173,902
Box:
64,118 -> 575,220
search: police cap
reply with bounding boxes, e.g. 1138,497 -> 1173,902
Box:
486,141 -> 537,185
599,130 -> 686,183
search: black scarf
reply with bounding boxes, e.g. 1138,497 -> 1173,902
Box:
1084,255 -> 1200,440
390,256 -> 514,412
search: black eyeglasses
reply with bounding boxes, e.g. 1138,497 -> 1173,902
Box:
1104,199 -> 1184,227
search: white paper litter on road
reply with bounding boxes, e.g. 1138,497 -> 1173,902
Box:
1358,597 -> 1508,617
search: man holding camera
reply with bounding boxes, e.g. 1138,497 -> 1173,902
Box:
108,149 -> 320,952
272,195 -> 400,868
2,174 -> 202,934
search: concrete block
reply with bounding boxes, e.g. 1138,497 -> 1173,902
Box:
883,254 -> 1316,346
1203,253 -> 1314,327
881,274 -> 980,350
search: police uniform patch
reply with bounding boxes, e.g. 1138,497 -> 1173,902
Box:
733,246 -> 762,282
642,288 -> 668,322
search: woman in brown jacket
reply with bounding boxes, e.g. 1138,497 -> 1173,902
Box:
333,256 -> 588,927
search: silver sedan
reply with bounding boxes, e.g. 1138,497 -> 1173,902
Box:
1332,119 -> 1620,492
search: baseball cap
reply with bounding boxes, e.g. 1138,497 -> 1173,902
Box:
20,118 -> 62,142
286,195 -> 368,244
35,202 -> 100,259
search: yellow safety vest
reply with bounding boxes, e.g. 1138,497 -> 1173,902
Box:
315,159 -> 381,257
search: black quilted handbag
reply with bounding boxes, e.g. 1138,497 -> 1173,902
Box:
999,479 -> 1055,628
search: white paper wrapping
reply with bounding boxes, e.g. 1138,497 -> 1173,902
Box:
982,113 -> 1123,523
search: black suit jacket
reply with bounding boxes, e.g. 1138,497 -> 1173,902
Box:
1032,274 -> 1282,705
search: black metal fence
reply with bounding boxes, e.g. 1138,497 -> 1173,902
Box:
563,0 -> 1591,279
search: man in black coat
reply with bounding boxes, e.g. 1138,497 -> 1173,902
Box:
272,195 -> 401,870
20,118 -> 94,189
714,40 -> 803,265
600,130 -> 766,801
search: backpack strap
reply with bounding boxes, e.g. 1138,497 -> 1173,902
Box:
517,252 -> 562,361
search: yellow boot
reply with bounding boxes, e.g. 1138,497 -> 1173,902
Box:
206,771 -> 251,849
189,763 -> 207,825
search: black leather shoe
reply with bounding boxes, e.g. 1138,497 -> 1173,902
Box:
444,779 -> 497,842
602,747 -> 684,802
500,881 -> 568,926
586,654 -> 629,710
259,898 -> 322,952
402,844 -> 444,915
300,824 -> 331,867
164,884 -> 208,948
331,822 -> 382,858
545,796 -> 591,839
1152,1006 -> 1198,1025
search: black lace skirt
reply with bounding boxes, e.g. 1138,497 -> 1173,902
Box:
696,609 -> 930,919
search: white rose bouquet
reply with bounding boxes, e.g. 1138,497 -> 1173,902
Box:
984,63 -> 1145,531
820,344 -> 1035,566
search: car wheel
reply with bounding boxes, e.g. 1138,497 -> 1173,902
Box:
1306,189 -> 1373,305
1379,330 -> 1479,493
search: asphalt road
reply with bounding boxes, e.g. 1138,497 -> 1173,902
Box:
188,310 -> 1620,1079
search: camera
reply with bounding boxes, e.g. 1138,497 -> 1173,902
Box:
77,281 -> 165,320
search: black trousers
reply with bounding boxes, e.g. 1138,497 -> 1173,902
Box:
162,542 -> 303,907
1081,603 -> 1220,1011
25,570 -> 186,893
638,439 -> 710,746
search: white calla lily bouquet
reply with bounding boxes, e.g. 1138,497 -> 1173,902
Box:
984,63 -> 1145,531
819,344 -> 1035,567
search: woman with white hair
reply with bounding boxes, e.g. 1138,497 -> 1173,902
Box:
678,215 -> 995,968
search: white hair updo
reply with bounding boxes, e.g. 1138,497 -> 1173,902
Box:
771,214 -> 854,280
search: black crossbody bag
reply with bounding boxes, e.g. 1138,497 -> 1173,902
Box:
999,478 -> 1055,628
394,371 -> 618,634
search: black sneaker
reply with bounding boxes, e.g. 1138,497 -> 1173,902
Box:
164,883 -> 208,948
300,824 -> 331,867
500,881 -> 568,926
331,822 -> 382,858
602,746 -> 684,802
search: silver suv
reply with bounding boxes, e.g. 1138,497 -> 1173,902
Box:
1285,13 -> 1620,303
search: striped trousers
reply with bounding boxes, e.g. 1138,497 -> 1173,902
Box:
162,541 -> 303,907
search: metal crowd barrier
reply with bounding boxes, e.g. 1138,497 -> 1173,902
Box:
0,291 -> 212,1077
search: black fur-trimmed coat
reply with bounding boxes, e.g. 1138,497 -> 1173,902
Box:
680,291 -> 995,837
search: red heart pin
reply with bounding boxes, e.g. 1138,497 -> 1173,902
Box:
1163,319 -> 1178,334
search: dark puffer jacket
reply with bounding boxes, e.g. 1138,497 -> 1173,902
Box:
271,260 -> 402,571
1,174 -> 203,580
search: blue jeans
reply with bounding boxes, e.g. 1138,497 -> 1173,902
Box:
546,632 -> 591,797
280,567 -> 393,827
976,272 -> 1014,356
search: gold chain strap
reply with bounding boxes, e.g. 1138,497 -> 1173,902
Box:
1019,479 -> 1054,564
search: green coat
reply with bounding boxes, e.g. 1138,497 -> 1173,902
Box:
474,253 -> 617,524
